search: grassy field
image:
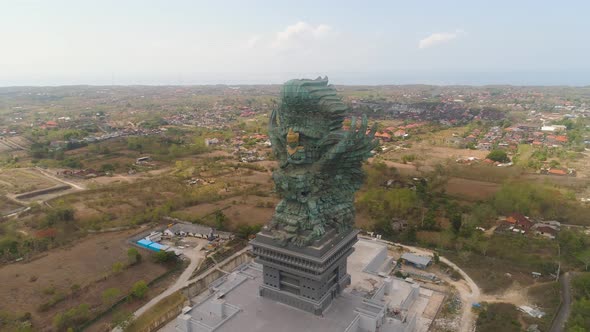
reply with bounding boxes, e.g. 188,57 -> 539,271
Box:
0,230 -> 170,331
476,303 -> 522,332
445,177 -> 500,201
444,233 -> 559,294
173,194 -> 278,229
525,282 -> 561,331
124,291 -> 187,332
0,196 -> 22,215
0,168 -> 58,195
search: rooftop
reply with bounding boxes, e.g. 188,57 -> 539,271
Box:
401,253 -> 432,267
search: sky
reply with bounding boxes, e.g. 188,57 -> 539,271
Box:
1,0 -> 590,86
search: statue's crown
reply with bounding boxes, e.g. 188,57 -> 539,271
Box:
278,77 -> 347,138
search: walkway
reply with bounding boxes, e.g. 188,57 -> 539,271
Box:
550,272 -> 573,332
133,244 -> 205,317
129,245 -> 250,322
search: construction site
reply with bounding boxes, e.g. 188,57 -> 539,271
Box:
160,238 -> 445,332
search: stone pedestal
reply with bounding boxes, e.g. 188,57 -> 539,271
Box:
250,228 -> 358,315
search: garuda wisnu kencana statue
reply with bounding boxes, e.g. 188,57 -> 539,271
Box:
268,77 -> 378,246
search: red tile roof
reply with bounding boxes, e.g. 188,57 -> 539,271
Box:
548,169 -> 567,175
375,132 -> 391,139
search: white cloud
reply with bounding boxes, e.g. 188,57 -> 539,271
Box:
272,21 -> 332,49
419,30 -> 464,49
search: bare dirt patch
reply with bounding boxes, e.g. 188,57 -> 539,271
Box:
0,229 -> 169,329
0,196 -> 22,215
0,168 -> 58,195
175,195 -> 279,228
445,178 -> 501,201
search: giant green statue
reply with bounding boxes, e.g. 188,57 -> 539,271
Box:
268,77 -> 378,246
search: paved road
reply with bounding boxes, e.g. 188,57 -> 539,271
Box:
128,245 -> 250,324
550,272 -> 573,332
133,244 -> 205,317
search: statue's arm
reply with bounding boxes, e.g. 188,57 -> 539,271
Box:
316,115 -> 377,168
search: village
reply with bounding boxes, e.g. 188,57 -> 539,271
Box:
0,84 -> 589,332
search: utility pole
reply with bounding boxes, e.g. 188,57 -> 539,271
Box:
555,244 -> 561,282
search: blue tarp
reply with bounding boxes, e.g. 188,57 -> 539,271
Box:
137,239 -> 152,246
148,242 -> 166,251
137,239 -> 160,251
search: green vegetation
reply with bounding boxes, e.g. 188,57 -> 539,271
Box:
126,136 -> 208,161
555,117 -> 590,149
559,230 -> 590,271
127,248 -> 142,265
235,223 -> 262,239
401,154 -> 417,163
153,251 -> 177,264
111,310 -> 133,330
0,206 -> 81,263
0,310 -> 33,332
567,273 -> 590,331
486,149 -> 510,163
112,262 -> 124,273
37,291 -> 67,312
476,303 -> 521,332
131,280 -> 148,299
214,210 -> 228,231
53,303 -> 91,331
101,288 -> 121,305
493,182 -> 588,225
1,85 -> 589,331
526,282 -> 562,331
125,291 -> 187,332
524,146 -> 583,169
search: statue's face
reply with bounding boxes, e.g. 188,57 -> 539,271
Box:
287,131 -> 299,149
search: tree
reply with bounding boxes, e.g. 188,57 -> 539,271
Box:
153,250 -> 176,264
214,210 -> 227,231
111,310 -> 133,329
112,262 -> 124,274
53,303 -> 90,331
486,149 -> 510,163
236,224 -> 262,239
576,249 -> 590,271
131,280 -> 148,299
127,248 -> 141,265
451,213 -> 462,234
101,288 -> 121,305
100,163 -> 116,173
422,210 -> 437,230
44,207 -> 75,226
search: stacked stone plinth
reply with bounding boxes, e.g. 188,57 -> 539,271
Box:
250,228 -> 358,315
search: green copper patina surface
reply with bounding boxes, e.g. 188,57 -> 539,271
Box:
268,77 -> 378,246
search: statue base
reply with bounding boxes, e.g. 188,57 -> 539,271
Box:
250,228 -> 358,315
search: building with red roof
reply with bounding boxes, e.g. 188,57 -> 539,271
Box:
555,135 -> 568,143
374,132 -> 391,141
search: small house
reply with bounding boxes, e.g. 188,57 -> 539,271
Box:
401,253 -> 432,269
532,225 -> 558,239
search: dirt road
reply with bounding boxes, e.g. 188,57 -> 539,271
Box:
361,236 -> 481,332
117,246 -> 251,332
34,167 -> 86,190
